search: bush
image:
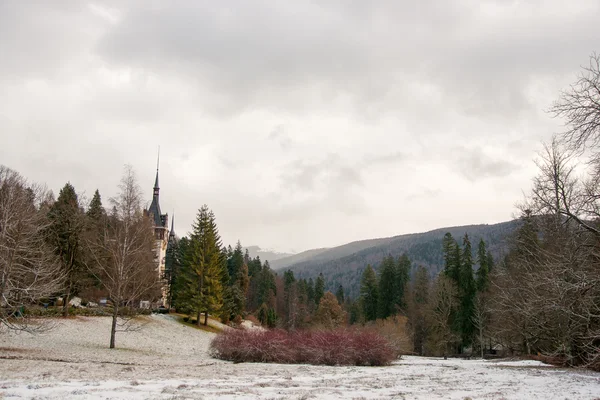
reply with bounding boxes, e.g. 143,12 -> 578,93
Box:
209,328 -> 398,366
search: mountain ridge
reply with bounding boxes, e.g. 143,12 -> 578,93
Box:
268,219 -> 520,299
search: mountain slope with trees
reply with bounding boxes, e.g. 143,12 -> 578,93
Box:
279,220 -> 518,299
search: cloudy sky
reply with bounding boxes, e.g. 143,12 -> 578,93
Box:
1,1 -> 599,253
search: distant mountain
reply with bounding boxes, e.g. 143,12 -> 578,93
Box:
244,246 -> 295,263
275,220 -> 520,300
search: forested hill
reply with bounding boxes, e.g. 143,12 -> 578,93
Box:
275,220 -> 519,299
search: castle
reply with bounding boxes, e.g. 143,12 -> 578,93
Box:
144,162 -> 171,306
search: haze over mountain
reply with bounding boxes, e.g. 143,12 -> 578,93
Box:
243,246 -> 295,263
269,219 -> 519,299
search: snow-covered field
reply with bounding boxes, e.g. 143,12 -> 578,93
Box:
1,315 -> 599,399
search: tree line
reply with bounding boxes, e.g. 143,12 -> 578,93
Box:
0,165 -> 161,348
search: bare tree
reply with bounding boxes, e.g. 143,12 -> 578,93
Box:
0,166 -> 64,332
550,52 -> 600,152
471,293 -> 489,359
86,165 -> 160,348
427,275 -> 460,358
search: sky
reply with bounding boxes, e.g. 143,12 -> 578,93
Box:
1,1 -> 599,253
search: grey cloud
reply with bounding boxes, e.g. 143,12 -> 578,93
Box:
455,148 -> 521,182
268,125 -> 293,150
364,152 -> 406,167
0,1 -> 597,251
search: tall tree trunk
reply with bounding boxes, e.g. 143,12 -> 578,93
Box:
196,309 -> 201,326
62,282 -> 71,317
479,326 -> 484,359
204,311 -> 208,326
110,303 -> 118,349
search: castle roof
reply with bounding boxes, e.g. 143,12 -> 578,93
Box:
148,168 -> 167,228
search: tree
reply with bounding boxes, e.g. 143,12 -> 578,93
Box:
86,189 -> 105,222
458,234 -> 476,349
315,291 -> 346,329
472,292 -> 490,359
427,275 -> 460,358
85,165 -> 159,348
314,273 -> 325,306
378,255 -> 397,319
405,265 -> 430,355
476,239 -> 489,292
360,265 -> 379,322
442,233 -> 459,282
550,52 -> 600,152
178,205 -> 224,326
164,234 -> 182,309
47,183 -> 85,316
335,284 -> 345,305
396,253 -> 411,310
0,166 -> 64,332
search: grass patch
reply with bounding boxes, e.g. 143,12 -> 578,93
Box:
173,313 -> 222,334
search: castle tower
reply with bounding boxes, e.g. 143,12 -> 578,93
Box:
144,153 -> 169,305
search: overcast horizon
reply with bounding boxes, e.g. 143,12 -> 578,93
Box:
1,1 -> 599,253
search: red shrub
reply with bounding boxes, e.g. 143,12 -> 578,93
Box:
209,327 -> 397,366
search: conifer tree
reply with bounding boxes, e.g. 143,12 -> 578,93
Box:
335,284 -> 345,305
164,233 -> 182,308
476,239 -> 490,292
306,277 -> 315,308
360,264 -> 379,322
86,189 -> 104,222
378,255 -> 397,319
458,234 -> 476,348
314,273 -> 325,306
396,253 -> 411,309
178,205 -> 224,326
47,182 -> 84,316
442,233 -> 458,281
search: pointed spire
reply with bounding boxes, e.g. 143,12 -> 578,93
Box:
169,211 -> 176,238
154,146 -> 160,190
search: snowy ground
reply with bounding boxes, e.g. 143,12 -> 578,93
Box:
1,315 -> 599,399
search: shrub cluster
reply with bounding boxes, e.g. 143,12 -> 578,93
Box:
209,328 -> 398,366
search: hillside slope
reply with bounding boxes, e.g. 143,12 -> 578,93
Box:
282,220 -> 519,299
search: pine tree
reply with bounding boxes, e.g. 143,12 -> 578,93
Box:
47,182 -> 84,316
442,233 -> 457,281
228,241 -> 244,283
458,233 -> 476,348
360,264 -> 379,322
178,205 -> 224,326
314,273 -> 325,306
86,189 -> 104,222
164,233 -> 182,308
306,278 -> 315,308
335,284 -> 345,305
378,255 -> 397,319
476,239 -> 489,292
396,253 -> 411,310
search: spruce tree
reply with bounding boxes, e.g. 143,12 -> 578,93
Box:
458,234 -> 476,348
86,189 -> 104,222
360,264 -> 379,322
396,253 -> 411,309
378,254 -> 397,319
314,273 -> 325,306
335,284 -> 345,305
442,233 -> 456,279
179,205 -> 224,326
476,239 -> 489,292
47,182 -> 84,316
